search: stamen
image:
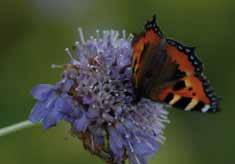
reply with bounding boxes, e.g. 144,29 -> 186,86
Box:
77,27 -> 85,44
94,56 -> 101,65
64,48 -> 80,65
112,31 -> 119,42
96,30 -> 100,39
75,41 -> 79,46
134,155 -> 141,164
64,48 -> 73,59
90,36 -> 94,40
51,64 -> 63,69
156,135 -> 166,144
127,34 -> 134,41
128,141 -> 134,152
122,30 -> 126,39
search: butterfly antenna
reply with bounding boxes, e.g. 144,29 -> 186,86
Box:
144,14 -> 163,37
152,14 -> 156,22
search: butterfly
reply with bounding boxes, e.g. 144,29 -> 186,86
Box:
132,15 -> 220,112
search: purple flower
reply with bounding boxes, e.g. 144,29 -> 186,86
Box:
29,28 -> 169,164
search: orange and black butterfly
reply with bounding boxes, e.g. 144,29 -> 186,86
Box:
132,15 -> 220,112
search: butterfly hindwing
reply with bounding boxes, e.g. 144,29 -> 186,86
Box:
132,15 -> 221,112
161,39 -> 220,112
155,75 -> 219,112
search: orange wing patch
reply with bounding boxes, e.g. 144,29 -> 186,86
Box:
157,76 -> 210,104
166,39 -> 203,75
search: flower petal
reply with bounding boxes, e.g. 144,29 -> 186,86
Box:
42,109 -> 63,129
74,113 -> 89,132
55,95 -> 73,114
29,102 -> 49,122
128,153 -> 147,164
82,96 -> 92,105
133,142 -> 153,156
109,128 -> 124,156
31,84 -> 55,101
62,79 -> 74,92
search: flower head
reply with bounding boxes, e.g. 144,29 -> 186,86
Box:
29,28 -> 169,164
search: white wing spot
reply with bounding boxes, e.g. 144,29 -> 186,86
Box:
190,55 -> 194,60
178,45 -> 183,50
185,48 -> 191,53
201,105 -> 210,112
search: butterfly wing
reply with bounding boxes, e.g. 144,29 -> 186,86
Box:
132,16 -> 220,112
132,15 -> 163,90
155,39 -> 220,112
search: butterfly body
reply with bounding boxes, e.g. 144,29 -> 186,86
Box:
132,15 -> 220,112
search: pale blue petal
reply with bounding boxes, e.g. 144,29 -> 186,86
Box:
31,84 -> 55,101
29,102 -> 49,122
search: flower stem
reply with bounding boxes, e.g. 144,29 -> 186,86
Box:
0,120 -> 35,137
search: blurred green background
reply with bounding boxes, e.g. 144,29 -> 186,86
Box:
0,0 -> 234,163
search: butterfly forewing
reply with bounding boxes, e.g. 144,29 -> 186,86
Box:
132,15 -> 163,89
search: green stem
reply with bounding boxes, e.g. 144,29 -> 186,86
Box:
0,120 -> 35,137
